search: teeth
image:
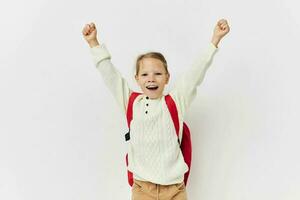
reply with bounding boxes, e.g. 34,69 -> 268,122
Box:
147,86 -> 158,89
146,86 -> 159,90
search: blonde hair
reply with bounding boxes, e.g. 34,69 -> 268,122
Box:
135,52 -> 169,76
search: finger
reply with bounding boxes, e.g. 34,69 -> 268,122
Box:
83,30 -> 89,36
218,19 -> 225,24
222,25 -> 228,31
219,19 -> 228,26
222,23 -> 228,29
90,22 -> 95,28
89,25 -> 95,33
84,24 -> 91,32
82,27 -> 88,35
90,25 -> 95,32
83,28 -> 90,35
221,19 -> 227,23
87,24 -> 93,32
221,20 -> 227,25
86,25 -> 94,34
89,23 -> 96,33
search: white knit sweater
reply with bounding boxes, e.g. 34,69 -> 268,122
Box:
90,43 -> 218,185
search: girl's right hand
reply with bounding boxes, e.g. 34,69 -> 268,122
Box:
82,22 -> 99,46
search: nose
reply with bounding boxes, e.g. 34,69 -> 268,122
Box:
147,74 -> 155,82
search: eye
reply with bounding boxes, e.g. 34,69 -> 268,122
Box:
141,73 -> 148,76
155,73 -> 162,75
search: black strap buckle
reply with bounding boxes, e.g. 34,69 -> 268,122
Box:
125,129 -> 130,141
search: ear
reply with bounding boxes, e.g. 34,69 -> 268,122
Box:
165,73 -> 170,84
135,74 -> 139,82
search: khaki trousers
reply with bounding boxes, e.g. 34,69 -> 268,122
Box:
131,179 -> 188,200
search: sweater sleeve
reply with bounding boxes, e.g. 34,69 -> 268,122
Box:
169,42 -> 219,118
89,44 -> 132,114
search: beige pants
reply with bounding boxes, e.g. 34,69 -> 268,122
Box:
131,179 -> 188,200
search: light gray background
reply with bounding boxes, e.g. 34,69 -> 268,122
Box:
1,0 -> 299,199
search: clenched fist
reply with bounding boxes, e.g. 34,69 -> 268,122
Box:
214,19 -> 230,38
82,22 -> 99,47
211,19 -> 230,47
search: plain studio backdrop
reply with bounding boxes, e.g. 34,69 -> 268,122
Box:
0,0 -> 300,199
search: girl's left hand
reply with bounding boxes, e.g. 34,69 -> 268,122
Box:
213,19 -> 230,40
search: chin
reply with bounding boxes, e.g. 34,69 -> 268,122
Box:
142,88 -> 164,99
147,93 -> 163,99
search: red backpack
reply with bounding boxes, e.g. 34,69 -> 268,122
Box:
125,92 -> 192,186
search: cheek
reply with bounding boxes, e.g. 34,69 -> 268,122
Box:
161,77 -> 169,84
137,78 -> 146,86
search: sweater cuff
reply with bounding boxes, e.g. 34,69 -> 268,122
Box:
208,42 -> 219,55
89,43 -> 111,65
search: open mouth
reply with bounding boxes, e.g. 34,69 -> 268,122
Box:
146,85 -> 159,91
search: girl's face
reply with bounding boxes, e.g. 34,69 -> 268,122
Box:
135,57 -> 169,99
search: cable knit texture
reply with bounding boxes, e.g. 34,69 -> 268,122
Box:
90,43 -> 218,185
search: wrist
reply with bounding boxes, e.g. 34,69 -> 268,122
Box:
211,37 -> 221,48
88,39 -> 100,48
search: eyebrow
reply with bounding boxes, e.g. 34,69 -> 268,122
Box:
140,70 -> 165,73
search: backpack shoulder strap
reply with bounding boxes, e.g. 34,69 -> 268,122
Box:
126,92 -> 141,126
165,94 -> 180,138
125,92 -> 141,141
125,92 -> 141,186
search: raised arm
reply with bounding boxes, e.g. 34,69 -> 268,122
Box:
82,23 -> 132,114
170,19 -> 230,117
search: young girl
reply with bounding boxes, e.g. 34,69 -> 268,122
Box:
82,19 -> 230,200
